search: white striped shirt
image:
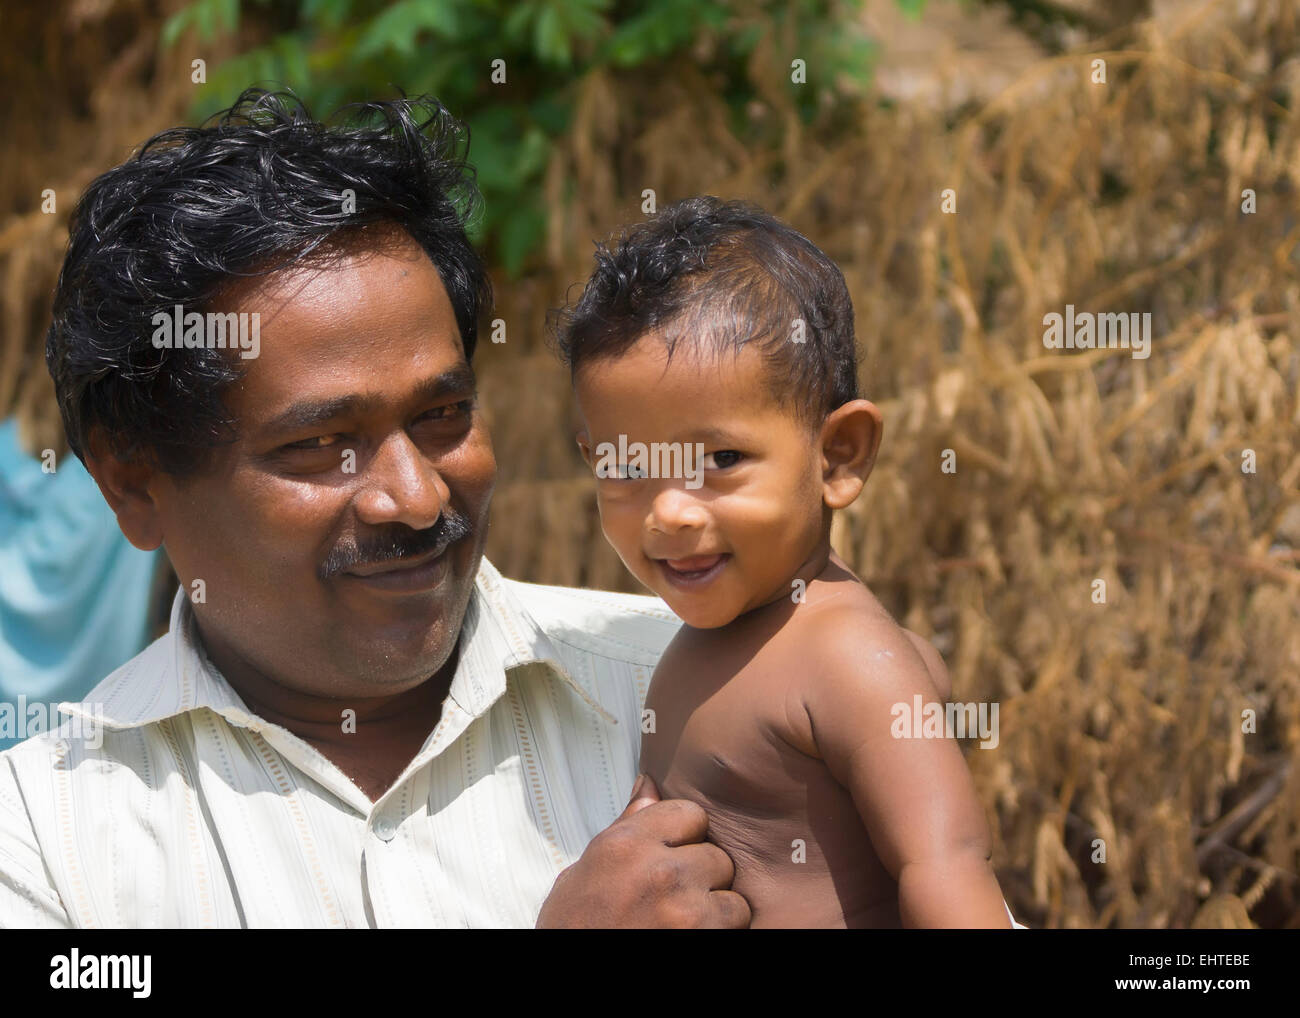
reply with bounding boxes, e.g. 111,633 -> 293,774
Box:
0,557 -> 679,928
0,556 -> 1026,928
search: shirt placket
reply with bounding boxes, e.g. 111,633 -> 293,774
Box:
361,643 -> 505,927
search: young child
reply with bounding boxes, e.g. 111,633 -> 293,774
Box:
551,196 -> 1015,929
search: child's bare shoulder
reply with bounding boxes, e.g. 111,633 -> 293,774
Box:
800,577 -> 948,692
777,577 -> 950,756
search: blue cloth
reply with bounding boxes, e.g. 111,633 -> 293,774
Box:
0,418 -> 158,750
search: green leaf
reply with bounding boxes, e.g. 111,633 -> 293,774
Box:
528,94 -> 571,135
534,6 -> 566,65
497,199 -> 547,277
213,0 -> 240,36
518,0 -> 612,67
558,0 -> 609,40
503,2 -> 538,47
161,0 -> 239,49
160,7 -> 192,49
355,0 -> 463,60
602,0 -> 706,67
302,0 -> 356,31
194,45 -> 284,118
469,110 -> 551,191
270,34 -> 310,89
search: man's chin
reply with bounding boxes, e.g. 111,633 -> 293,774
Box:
334,605 -> 461,667
320,641 -> 459,697
308,543 -> 481,692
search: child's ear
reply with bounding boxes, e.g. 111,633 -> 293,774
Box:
575,431 -> 593,469
819,399 -> 882,510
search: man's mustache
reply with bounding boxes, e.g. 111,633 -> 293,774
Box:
319,509 -> 473,579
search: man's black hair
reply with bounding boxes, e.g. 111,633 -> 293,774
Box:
549,196 -> 859,426
46,87 -> 491,476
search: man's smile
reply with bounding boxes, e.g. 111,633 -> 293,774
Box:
340,544 -> 456,593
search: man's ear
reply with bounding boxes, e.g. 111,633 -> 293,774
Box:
83,430 -> 166,552
819,399 -> 883,510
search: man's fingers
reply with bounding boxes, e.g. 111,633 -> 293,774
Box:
705,889 -> 752,929
618,773 -> 662,819
621,796 -> 710,847
672,840 -> 736,890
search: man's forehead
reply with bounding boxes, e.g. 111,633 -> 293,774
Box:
218,225 -> 438,310
214,231 -> 467,425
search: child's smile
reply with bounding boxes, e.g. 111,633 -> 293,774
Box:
657,553 -> 730,591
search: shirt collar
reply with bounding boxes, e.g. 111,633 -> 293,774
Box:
60,556 -> 616,732
439,557 -> 618,725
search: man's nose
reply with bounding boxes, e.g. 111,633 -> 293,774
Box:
645,485 -> 709,535
353,432 -> 449,530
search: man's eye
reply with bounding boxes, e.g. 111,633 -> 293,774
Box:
419,399 -> 475,422
284,435 -> 341,451
703,450 -> 743,469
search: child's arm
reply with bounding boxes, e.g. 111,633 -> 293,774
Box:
795,608 -> 1011,928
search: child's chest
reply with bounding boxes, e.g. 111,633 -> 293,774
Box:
637,634 -> 893,926
637,634 -> 823,814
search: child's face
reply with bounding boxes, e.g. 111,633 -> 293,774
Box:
574,334 -> 830,629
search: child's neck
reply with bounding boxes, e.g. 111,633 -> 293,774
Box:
705,538 -> 844,634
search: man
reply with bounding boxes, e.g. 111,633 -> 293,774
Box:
0,90 -> 938,927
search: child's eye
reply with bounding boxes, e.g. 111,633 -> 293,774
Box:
607,462 -> 647,480
703,450 -> 743,469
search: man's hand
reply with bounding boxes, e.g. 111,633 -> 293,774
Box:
535,775 -> 751,928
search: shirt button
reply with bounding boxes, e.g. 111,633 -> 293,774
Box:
373,816 -> 398,842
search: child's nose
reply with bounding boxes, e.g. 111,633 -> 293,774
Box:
646,486 -> 708,534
